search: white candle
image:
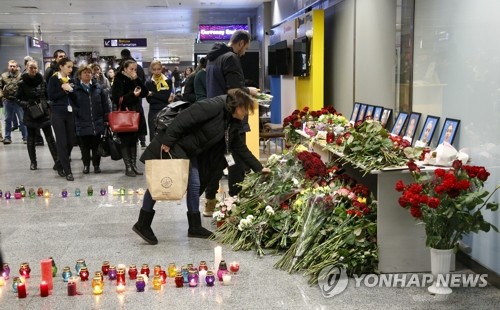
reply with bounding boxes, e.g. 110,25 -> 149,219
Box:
214,246 -> 222,270
222,273 -> 231,285
199,270 -> 207,285
108,185 -> 114,194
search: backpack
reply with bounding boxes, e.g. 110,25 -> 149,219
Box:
154,100 -> 190,134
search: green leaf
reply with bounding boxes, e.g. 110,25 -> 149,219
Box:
353,228 -> 363,236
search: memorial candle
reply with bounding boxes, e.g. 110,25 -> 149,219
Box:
79,267 -> 89,281
62,267 -> 72,282
128,264 -> 138,280
40,281 -> 49,297
214,246 -> 222,272
222,273 -> 232,285
68,277 -> 78,296
108,266 -> 117,280
229,261 -> 240,273
160,270 -> 167,284
199,269 -> 207,285
217,260 -> 228,281
12,277 -> 21,293
167,263 -> 177,278
17,282 -> 27,298
140,264 -> 150,278
188,270 -> 199,287
5,191 -> 11,199
3,263 -> 10,280
116,268 -> 126,285
135,276 -> 145,292
205,271 -> 215,287
199,261 -> 208,271
91,276 -> 103,295
0,276 -> 5,286
152,275 -> 162,290
174,272 -> 184,288
101,261 -> 110,275
40,258 -> 54,290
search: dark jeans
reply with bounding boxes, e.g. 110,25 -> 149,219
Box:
51,112 -> 75,175
78,135 -> 101,167
142,157 -> 200,213
27,125 -> 57,163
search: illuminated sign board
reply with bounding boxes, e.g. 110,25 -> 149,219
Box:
104,38 -> 147,48
198,24 -> 249,41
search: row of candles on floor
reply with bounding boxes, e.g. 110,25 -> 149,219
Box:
0,185 -> 146,199
0,258 -> 240,297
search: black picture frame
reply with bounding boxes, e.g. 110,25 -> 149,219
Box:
373,106 -> 383,121
418,115 -> 440,145
391,112 -> 409,136
438,118 -> 460,145
350,103 -> 361,123
403,112 -> 422,142
357,104 -> 368,122
380,108 -> 393,129
365,105 -> 375,119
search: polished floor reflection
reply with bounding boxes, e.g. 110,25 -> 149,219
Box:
0,130 -> 499,310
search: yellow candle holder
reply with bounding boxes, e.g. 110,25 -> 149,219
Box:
152,275 -> 162,290
91,276 -> 104,295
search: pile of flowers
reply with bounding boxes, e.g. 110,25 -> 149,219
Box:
396,159 -> 499,250
210,146 -> 378,283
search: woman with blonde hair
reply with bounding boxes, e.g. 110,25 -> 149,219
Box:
145,60 -> 173,142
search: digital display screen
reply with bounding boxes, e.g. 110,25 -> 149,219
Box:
199,24 -> 249,41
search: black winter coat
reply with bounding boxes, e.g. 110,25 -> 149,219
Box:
140,95 -> 262,192
111,71 -> 148,136
71,79 -> 110,137
181,73 -> 196,103
47,73 -> 75,115
145,78 -> 172,112
16,72 -> 51,129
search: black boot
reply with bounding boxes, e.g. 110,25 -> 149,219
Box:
47,137 -> 65,177
132,209 -> 158,245
130,146 -> 143,175
187,211 -> 213,239
27,138 -> 37,170
83,166 -> 90,174
120,146 -> 136,177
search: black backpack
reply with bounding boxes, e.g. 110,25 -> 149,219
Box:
154,100 -> 190,134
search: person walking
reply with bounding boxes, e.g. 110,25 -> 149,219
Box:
47,57 -> 76,181
0,60 -> 27,144
16,60 -> 61,171
72,65 -> 110,174
145,60 -> 173,142
134,88 -> 265,243
111,59 -> 149,177
194,57 -> 207,101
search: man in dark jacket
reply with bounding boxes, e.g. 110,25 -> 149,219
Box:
44,50 -> 66,83
204,30 -> 258,216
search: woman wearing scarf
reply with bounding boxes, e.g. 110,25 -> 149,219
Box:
47,57 -> 76,181
16,60 -> 61,172
111,60 -> 149,177
145,60 -> 174,142
72,65 -> 110,174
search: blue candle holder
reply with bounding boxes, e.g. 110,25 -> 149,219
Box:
75,188 -> 81,197
62,267 -> 72,282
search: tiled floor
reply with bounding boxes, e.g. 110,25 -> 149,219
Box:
0,130 -> 499,310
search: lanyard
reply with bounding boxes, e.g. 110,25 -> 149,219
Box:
225,124 -> 230,154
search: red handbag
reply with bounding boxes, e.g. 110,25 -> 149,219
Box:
108,97 -> 140,133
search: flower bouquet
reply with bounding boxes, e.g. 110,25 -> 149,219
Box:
396,159 -> 499,250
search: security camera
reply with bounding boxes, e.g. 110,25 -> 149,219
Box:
265,29 -> 275,36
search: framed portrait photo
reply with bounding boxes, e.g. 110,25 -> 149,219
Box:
438,118 -> 460,145
418,115 -> 440,145
365,105 -> 375,119
373,106 -> 383,122
403,112 -> 422,142
380,108 -> 393,128
357,104 -> 368,122
350,103 -> 361,123
391,112 -> 408,136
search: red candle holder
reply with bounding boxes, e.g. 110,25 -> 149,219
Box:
153,265 -> 161,277
140,264 -> 150,278
79,267 -> 89,281
198,261 -> 208,271
116,269 -> 126,285
40,281 -> 49,297
128,265 -> 138,280
17,282 -> 27,298
160,270 -> 167,284
229,262 -> 240,273
174,272 -> 184,288
19,263 -> 31,279
101,261 -> 110,275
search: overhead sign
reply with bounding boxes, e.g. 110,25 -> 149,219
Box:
103,38 -> 147,48
198,24 -> 249,41
30,37 -> 42,48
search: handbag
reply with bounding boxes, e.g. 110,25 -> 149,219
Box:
27,102 -> 45,119
108,97 -> 140,132
145,152 -> 190,201
98,126 -> 122,161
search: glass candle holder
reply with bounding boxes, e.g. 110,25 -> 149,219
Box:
40,280 -> 49,297
108,266 -> 117,280
187,263 -> 194,271
17,282 -> 27,298
62,189 -> 68,198
75,259 -> 86,274
199,261 -> 208,271
62,266 -> 72,282
167,263 -> 177,278
19,263 -> 31,279
181,266 -> 189,283
43,189 -> 50,198
152,275 -> 162,290
222,273 -> 232,285
3,263 -> 11,280
75,188 -> 81,197
188,270 -> 199,287
87,186 -> 93,196
116,268 -> 126,285
140,264 -> 150,278
100,188 -> 107,196
68,276 -> 78,296
5,191 -> 11,199
153,265 -> 161,277
229,261 -> 240,273
217,260 -> 228,281
37,187 -> 44,196
79,267 -> 89,281
160,270 -> 167,284
14,188 -> 22,199
50,257 -> 57,277
101,261 -> 110,275
174,272 -> 184,288
91,276 -> 104,295
20,185 -> 26,197
127,188 -> 134,195
29,188 -> 36,199
0,189 -> 2,198
119,187 -> 126,195
128,264 -> 138,280
199,269 -> 207,285
94,271 -> 104,282
136,275 -> 146,292
205,271 -> 215,287
12,277 -> 21,293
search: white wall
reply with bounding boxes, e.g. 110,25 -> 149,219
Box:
414,0 -> 500,274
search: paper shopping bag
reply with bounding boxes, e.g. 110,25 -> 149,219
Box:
145,157 -> 190,201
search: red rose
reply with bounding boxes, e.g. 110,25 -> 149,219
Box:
407,160 -> 420,172
427,197 -> 440,209
434,169 -> 446,178
410,206 -> 422,218
477,168 -> 490,182
452,160 -> 462,171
